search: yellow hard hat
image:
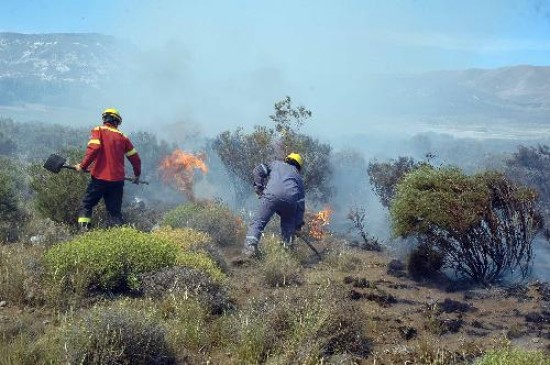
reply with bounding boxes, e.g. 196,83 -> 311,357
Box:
102,108 -> 122,124
285,153 -> 303,170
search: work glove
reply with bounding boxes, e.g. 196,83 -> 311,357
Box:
132,176 -> 140,185
74,164 -> 83,172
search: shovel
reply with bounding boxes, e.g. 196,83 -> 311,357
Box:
295,231 -> 323,259
43,154 -> 149,184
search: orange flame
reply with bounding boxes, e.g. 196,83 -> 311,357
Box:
308,206 -> 332,240
159,149 -> 208,201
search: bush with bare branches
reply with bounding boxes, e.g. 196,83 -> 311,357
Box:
391,166 -> 541,284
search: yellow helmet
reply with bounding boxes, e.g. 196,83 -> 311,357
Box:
285,153 -> 303,170
102,108 -> 122,124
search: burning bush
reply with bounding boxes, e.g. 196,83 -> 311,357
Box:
162,200 -> 245,247
305,206 -> 333,240
159,148 -> 207,201
391,166 -> 541,284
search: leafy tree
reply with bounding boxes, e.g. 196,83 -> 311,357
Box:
270,95 -> 312,134
212,96 -> 332,204
505,144 -> 550,229
391,165 -> 541,284
367,156 -> 422,208
211,126 -> 276,204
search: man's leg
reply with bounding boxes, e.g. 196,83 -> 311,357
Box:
78,178 -> 103,231
279,201 -> 298,245
103,181 -> 124,227
243,197 -> 276,256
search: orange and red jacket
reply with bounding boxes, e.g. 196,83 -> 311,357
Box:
79,123 -> 141,182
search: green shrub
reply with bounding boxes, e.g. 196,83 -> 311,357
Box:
28,149 -> 110,226
153,226 -> 229,278
475,348 -> 549,365
43,227 -> 179,296
47,304 -> 175,365
0,157 -> 27,242
391,166 -> 541,284
162,200 -> 245,246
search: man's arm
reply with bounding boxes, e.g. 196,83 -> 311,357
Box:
125,138 -> 141,182
252,163 -> 270,196
77,127 -> 101,171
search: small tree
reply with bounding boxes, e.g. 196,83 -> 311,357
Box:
367,156 -> 422,208
212,96 -> 332,204
211,126 -> 276,203
391,165 -> 541,284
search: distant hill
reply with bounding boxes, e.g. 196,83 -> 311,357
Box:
0,32 -> 126,107
361,65 -> 550,124
1,32 -> 549,129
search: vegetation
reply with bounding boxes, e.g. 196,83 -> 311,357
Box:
367,156 -> 422,208
212,96 -> 333,204
0,157 -> 27,242
43,227 -> 180,296
475,348 -> 549,365
162,200 -> 245,247
28,148 -> 95,226
1,116 -> 550,364
391,165 -> 541,284
505,144 -> 550,234
49,304 -> 175,365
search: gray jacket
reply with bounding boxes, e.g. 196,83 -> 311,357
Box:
253,160 -> 305,225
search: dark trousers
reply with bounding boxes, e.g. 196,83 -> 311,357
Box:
78,177 -> 124,226
245,195 -> 297,246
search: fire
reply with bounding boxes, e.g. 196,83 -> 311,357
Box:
307,206 -> 332,240
159,149 -> 208,201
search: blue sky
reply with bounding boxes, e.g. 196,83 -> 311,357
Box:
2,0 -> 550,137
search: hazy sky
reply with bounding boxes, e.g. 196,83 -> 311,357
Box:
2,0 -> 550,137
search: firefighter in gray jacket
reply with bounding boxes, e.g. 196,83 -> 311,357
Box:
242,153 -> 305,257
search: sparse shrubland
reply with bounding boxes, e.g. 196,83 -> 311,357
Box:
1,116 -> 550,365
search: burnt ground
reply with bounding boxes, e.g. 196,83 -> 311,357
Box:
228,237 -> 550,364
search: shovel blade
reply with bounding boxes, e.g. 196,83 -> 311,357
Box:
43,154 -> 67,173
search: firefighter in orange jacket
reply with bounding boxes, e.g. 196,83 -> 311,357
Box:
75,108 -> 141,230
